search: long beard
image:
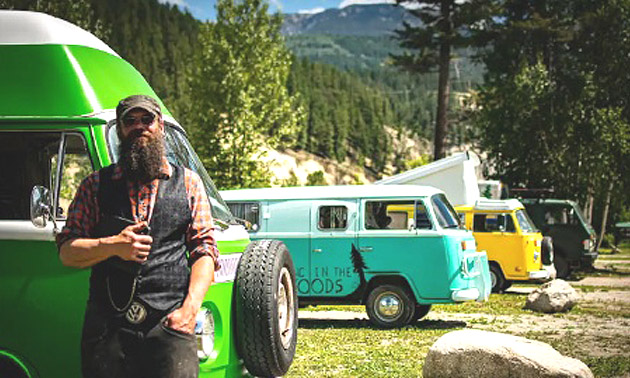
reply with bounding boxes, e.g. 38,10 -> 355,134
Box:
118,129 -> 165,183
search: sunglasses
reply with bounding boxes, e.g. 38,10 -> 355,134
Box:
122,113 -> 156,127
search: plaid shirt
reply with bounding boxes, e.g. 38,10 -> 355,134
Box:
56,159 -> 220,269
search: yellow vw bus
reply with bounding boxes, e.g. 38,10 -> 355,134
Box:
456,199 -> 553,292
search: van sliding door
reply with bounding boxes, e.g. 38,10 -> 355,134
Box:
308,200 -> 359,297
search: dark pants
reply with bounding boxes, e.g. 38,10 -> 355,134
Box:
81,304 -> 198,378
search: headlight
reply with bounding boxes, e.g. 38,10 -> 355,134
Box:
195,307 -> 215,361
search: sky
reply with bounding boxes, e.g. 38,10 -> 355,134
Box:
157,0 -> 400,21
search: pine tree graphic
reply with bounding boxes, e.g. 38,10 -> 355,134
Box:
351,243 -> 368,286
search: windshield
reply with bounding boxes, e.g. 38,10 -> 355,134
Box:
430,194 -> 462,229
515,209 -> 537,233
107,123 -> 233,222
544,204 -> 586,228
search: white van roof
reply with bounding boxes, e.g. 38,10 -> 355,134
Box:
473,199 -> 524,211
0,10 -> 118,56
221,185 -> 444,202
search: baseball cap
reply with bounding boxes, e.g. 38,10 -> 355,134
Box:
116,94 -> 162,121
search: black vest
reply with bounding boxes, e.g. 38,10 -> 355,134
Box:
89,163 -> 192,311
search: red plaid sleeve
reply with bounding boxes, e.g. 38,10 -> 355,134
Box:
184,169 -> 220,270
55,171 -> 100,250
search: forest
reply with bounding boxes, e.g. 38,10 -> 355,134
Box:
1,0 -> 629,236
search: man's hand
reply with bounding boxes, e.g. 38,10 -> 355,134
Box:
164,303 -> 197,334
60,221 -> 152,268
108,222 -> 153,263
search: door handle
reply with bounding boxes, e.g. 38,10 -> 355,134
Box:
359,246 -> 373,252
313,249 -> 322,253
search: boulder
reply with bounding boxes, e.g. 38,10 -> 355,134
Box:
525,279 -> 580,313
423,329 -> 593,378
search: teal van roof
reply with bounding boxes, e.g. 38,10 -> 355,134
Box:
220,185 -> 443,202
0,11 -> 166,118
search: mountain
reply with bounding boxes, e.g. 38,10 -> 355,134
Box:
281,4 -> 419,36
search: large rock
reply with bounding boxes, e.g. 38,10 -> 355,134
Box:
423,329 -> 593,378
525,279 -> 580,313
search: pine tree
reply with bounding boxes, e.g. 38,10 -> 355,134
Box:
187,0 -> 304,189
392,0 -> 488,160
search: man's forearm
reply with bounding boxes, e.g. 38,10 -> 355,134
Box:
182,255 -> 215,311
59,237 -> 117,269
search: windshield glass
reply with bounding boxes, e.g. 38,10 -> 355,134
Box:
544,204 -> 586,228
107,123 -> 233,222
515,209 -> 537,233
430,194 -> 462,229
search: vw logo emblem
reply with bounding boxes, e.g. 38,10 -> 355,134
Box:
126,301 -> 147,324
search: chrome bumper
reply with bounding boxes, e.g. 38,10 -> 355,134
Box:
528,269 -> 550,280
452,288 -> 480,302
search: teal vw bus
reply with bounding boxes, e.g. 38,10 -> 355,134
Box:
0,11 -> 297,378
222,185 -> 491,328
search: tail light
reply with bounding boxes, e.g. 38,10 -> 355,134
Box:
582,239 -> 592,251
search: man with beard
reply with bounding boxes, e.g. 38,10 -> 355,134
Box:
56,94 -> 219,378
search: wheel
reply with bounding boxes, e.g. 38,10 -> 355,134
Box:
365,284 -> 415,328
489,264 -> 506,293
541,236 -> 554,265
501,280 -> 513,291
411,304 -> 432,322
554,254 -> 571,278
235,240 -> 298,377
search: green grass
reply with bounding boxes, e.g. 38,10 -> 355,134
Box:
585,356 -> 630,378
522,332 -> 630,378
288,322 -> 453,377
290,258 -> 630,377
433,293 -> 533,316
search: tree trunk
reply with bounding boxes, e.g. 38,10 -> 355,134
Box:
433,0 -> 452,161
597,181 -> 614,250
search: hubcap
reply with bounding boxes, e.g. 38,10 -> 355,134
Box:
277,267 -> 295,349
375,292 -> 402,320
490,271 -> 497,289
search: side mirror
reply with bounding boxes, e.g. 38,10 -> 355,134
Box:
30,186 -> 54,229
233,217 -> 258,232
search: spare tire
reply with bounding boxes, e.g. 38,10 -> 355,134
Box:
235,240 -> 298,377
541,236 -> 554,265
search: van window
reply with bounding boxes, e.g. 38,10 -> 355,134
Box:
544,205 -> 582,226
0,131 -> 90,220
228,202 -> 260,231
415,201 -> 433,229
53,134 -> 92,218
515,209 -> 537,233
430,194 -> 462,229
107,123 -> 233,222
318,206 -> 347,230
365,200 -> 414,230
473,214 -> 516,233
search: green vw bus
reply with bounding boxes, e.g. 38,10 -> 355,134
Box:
222,185 -> 491,328
0,11 -> 297,378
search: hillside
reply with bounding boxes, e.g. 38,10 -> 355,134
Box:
2,0 -> 477,185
